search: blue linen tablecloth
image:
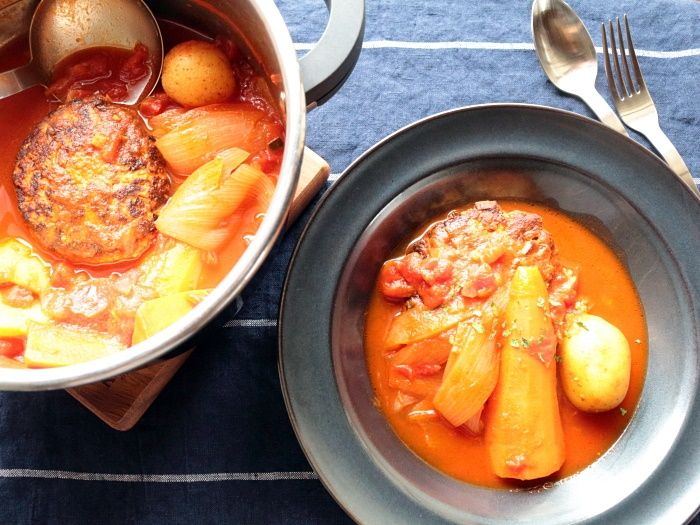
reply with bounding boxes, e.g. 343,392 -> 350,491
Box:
0,0 -> 698,523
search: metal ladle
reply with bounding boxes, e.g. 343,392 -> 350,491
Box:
0,0 -> 163,105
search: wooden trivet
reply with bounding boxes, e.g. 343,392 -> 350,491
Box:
67,147 -> 330,430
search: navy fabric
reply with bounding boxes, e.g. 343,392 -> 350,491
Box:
0,0 -> 698,523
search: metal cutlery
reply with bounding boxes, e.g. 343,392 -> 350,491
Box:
531,0 -> 628,135
602,15 -> 698,195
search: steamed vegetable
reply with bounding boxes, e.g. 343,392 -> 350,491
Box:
486,266 -> 565,480
388,335 -> 452,371
0,356 -> 25,368
138,240 -> 203,296
132,289 -> 210,345
153,105 -> 281,176
0,300 -> 48,337
162,40 -> 236,108
24,322 -> 125,367
155,149 -> 274,251
385,306 -> 470,348
560,313 -> 631,412
433,319 -> 500,427
0,238 -> 50,294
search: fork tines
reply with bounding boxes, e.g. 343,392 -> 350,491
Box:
602,15 -> 646,101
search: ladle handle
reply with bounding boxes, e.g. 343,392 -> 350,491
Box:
0,62 -> 43,101
299,0 -> 365,108
581,88 -> 629,136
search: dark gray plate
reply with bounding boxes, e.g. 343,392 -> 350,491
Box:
278,104 -> 700,525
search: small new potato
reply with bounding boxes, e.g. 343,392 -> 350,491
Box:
162,40 -> 236,107
560,313 -> 631,412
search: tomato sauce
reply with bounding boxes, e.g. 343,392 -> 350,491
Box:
46,43 -> 151,102
0,20 -> 283,361
364,200 -> 647,488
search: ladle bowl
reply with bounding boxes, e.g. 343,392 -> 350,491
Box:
0,0 -> 163,104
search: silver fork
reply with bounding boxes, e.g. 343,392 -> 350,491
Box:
602,15 -> 698,196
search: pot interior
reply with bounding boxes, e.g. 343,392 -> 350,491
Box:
0,0 -> 303,389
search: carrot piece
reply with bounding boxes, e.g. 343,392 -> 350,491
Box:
433,318 -> 500,427
485,266 -> 565,480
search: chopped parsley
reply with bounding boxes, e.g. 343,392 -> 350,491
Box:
510,339 -> 520,348
620,407 -> 628,416
554,354 -> 563,363
576,321 -> 589,331
521,337 -> 530,348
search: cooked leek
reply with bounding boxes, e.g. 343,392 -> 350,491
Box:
433,320 -> 500,427
0,299 -> 48,337
385,306 -> 470,348
156,152 -> 274,251
0,238 -> 50,295
138,240 -> 203,296
132,289 -> 210,344
0,356 -> 25,369
388,335 -> 452,369
24,322 -> 125,368
154,104 -> 277,176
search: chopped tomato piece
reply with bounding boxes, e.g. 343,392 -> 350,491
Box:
0,338 -> 25,358
119,43 -> 150,82
379,260 -> 415,299
139,93 -> 175,117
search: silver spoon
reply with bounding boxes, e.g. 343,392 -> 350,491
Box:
0,0 -> 163,105
531,0 -> 628,136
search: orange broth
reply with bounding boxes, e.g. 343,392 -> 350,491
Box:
0,22 -> 283,360
364,200 -> 647,488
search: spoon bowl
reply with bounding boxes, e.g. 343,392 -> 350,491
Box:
0,0 -> 163,104
531,0 -> 628,135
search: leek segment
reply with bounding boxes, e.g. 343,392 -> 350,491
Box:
132,290 -> 211,345
138,241 -> 203,297
0,300 -> 48,337
0,238 -> 50,294
24,322 -> 125,368
433,320 -> 499,427
156,148 -> 274,251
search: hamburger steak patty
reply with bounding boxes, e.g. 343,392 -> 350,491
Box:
13,97 -> 170,264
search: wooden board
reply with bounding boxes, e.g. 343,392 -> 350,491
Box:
67,147 -> 330,431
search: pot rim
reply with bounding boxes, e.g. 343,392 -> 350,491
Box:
0,0 -> 305,390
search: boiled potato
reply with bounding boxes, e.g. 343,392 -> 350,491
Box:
560,313 -> 631,412
162,40 -> 236,107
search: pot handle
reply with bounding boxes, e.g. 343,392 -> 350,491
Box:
298,0 -> 365,108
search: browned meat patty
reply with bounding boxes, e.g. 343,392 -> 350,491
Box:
13,97 -> 170,264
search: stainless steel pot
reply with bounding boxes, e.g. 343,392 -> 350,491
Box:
0,0 -> 364,389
